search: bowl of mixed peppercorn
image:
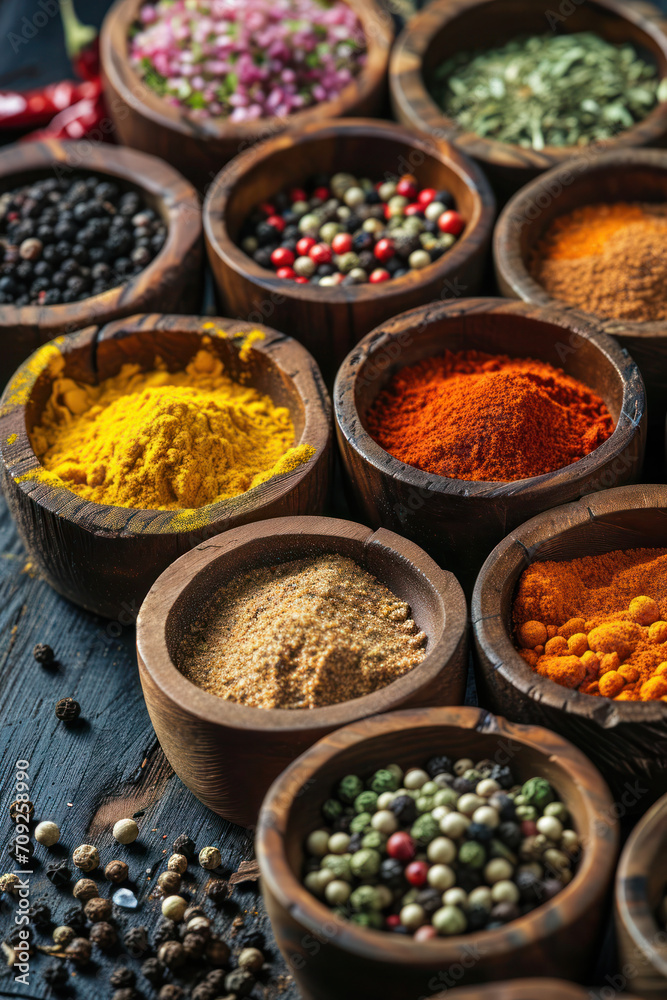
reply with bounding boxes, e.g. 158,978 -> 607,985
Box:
0,140 -> 202,385
203,118 -> 495,377
256,706 -> 618,1000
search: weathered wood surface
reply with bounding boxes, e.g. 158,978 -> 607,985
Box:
0,492 -> 299,1000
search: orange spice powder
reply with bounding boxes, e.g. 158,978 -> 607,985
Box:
512,547 -> 667,703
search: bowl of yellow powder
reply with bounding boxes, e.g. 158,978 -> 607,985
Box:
136,515 -> 468,826
0,313 -> 332,619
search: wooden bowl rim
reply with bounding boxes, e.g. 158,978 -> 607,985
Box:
202,116 -> 496,305
389,0 -> 667,168
333,296 -> 645,496
494,146 -> 667,339
0,313 -> 331,536
616,790 -> 667,977
101,0 -> 393,144
0,140 -> 201,331
136,515 -> 468,731
471,482 -> 667,724
256,705 -> 619,964
442,980 -> 644,1000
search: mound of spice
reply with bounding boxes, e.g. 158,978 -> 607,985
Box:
530,202 -> 667,322
513,547 -> 667,702
27,342 -> 314,510
303,757 -> 578,934
239,172 -> 464,285
365,350 -> 614,483
130,0 -> 366,123
178,554 -> 426,709
431,31 -> 666,149
0,174 -> 165,306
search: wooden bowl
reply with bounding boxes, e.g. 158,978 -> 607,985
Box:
472,483 -> 667,804
495,148 -> 667,425
256,706 -> 618,1000
616,791 -> 667,999
101,0 -> 393,193
0,314 -> 332,620
203,118 -> 495,380
389,0 -> 667,201
0,139 -> 202,388
136,516 -> 468,827
443,981 -> 643,1000
334,297 -> 646,594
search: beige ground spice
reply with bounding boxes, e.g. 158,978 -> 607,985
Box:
178,554 -> 427,709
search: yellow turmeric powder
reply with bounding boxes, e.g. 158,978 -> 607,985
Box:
27,346 -> 315,511
512,547 -> 667,703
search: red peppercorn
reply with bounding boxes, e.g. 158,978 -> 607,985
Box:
309,243 -> 332,265
418,188 -> 437,207
276,266 -> 296,280
331,232 -> 353,255
369,268 -> 391,284
289,187 -> 307,203
270,247 -> 295,268
374,238 -> 394,262
385,914 -> 401,929
294,276 -> 309,284
397,178 -> 417,200
387,831 -> 416,861
405,861 -> 429,887
415,925 -> 438,942
259,202 -> 275,216
437,210 -> 464,236
313,186 -> 330,200
296,236 -> 316,256
521,820 -> 538,837
266,214 -> 286,232
404,203 -> 423,216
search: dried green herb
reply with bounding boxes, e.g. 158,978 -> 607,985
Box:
430,31 -> 667,149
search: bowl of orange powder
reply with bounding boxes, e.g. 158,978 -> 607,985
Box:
473,482 -> 667,804
494,148 -> 667,427
334,296 -> 646,593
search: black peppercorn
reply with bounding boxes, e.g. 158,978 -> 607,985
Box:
61,905 -> 85,931
499,820 -> 522,850
124,925 -> 149,957
466,903 -> 489,930
27,900 -> 51,928
112,989 -> 140,1000
225,968 -> 255,997
183,932 -> 206,960
379,857 -> 406,890
65,937 -> 92,965
89,921 -> 117,950
467,821 -> 494,843
158,986 -> 183,1000
55,697 -> 80,722
205,878 -> 227,904
172,833 -> 195,859
110,966 -> 136,988
153,917 -> 177,946
415,887 -> 443,915
426,755 -> 453,777
191,984 -> 215,1000
42,961 -> 68,987
33,642 -> 54,665
205,968 -> 227,991
141,957 -> 166,984
389,794 -> 417,825
157,940 -> 185,969
206,937 -> 230,967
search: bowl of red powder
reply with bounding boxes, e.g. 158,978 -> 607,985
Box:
334,296 -> 646,592
473,482 -> 667,804
494,148 -> 667,426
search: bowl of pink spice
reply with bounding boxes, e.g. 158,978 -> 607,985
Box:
101,0 -> 393,191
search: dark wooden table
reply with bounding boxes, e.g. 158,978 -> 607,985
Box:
0,492 -> 299,1000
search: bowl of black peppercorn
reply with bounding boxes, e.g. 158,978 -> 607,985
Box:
0,139 -> 202,387
203,118 -> 495,380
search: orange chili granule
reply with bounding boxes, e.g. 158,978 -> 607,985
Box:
365,350 -> 614,483
513,547 -> 667,702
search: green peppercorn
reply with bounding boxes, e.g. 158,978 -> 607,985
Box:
416,795 -> 435,814
298,212 -> 320,233
320,222 -> 342,244
322,799 -> 343,823
338,775 -> 364,804
350,849 -> 381,879
544,802 -> 570,824
410,814 -> 439,844
458,840 -> 486,869
369,769 -> 400,794
350,911 -> 384,928
434,788 -> 458,808
349,811 -> 373,835
354,790 -> 378,814
321,854 -> 352,881
350,885 -> 383,912
521,778 -> 555,809
516,805 -> 538,821
361,830 -> 386,852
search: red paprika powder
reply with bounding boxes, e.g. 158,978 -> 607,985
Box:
365,350 -> 614,482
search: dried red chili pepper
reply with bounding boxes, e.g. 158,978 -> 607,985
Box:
0,80 -> 97,130
22,84 -> 108,143
61,0 -> 100,82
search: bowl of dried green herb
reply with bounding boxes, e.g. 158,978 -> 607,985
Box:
390,0 -> 667,201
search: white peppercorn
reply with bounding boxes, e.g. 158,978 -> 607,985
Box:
237,946 -> 264,973
113,818 -> 139,844
53,926 -> 75,946
161,895 -> 187,922
167,853 -> 188,874
34,821 -> 60,847
73,844 -> 99,872
198,846 -> 221,870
